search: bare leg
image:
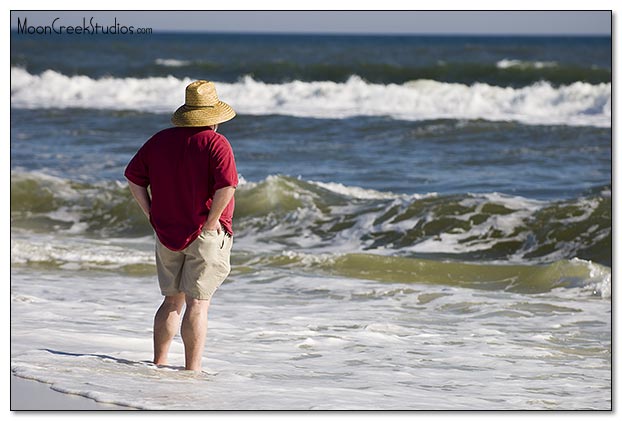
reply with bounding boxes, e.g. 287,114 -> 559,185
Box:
153,293 -> 185,366
181,295 -> 211,371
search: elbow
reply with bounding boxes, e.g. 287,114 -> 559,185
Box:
216,185 -> 237,193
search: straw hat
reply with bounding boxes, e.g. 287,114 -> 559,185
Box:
171,80 -> 236,127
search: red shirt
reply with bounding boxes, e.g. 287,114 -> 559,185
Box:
125,127 -> 238,251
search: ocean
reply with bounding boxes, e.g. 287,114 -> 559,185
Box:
10,32 -> 611,410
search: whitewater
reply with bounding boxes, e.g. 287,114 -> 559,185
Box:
11,169 -> 611,410
10,67 -> 611,127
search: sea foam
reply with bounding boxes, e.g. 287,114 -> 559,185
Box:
154,58 -> 192,67
496,59 -> 557,69
10,67 -> 611,127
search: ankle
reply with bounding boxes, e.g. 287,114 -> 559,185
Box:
153,356 -> 168,366
185,363 -> 201,372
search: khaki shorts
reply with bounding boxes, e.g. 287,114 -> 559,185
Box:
155,227 -> 233,300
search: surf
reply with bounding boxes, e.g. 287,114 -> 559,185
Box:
258,251 -> 610,297
11,171 -> 611,275
10,67 -> 611,127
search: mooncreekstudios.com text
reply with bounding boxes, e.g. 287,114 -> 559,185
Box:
16,17 -> 153,35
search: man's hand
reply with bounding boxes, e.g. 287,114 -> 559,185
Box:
203,218 -> 223,234
205,186 -> 236,234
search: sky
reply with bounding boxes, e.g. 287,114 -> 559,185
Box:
10,10 -> 612,36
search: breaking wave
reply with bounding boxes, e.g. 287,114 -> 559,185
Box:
10,67 -> 611,127
11,171 -> 611,267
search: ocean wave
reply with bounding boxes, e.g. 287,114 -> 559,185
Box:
154,58 -> 192,67
10,67 -> 611,127
10,235 -> 154,273
264,252 -> 611,297
11,171 -> 611,267
496,59 -> 557,69
10,228 -> 611,297
145,57 -> 608,87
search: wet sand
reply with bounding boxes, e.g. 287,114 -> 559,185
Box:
11,374 -> 130,410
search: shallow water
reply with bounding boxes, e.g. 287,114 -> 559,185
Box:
11,263 -> 611,410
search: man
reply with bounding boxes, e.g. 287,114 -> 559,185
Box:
125,80 -> 238,371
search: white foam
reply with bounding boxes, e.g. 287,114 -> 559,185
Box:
310,180 -> 408,200
11,257 -> 611,410
400,193 -> 541,256
579,258 -> 612,299
10,236 -> 154,269
10,67 -> 189,113
496,59 -> 557,69
12,170 -> 83,201
10,67 -> 611,127
155,58 -> 192,67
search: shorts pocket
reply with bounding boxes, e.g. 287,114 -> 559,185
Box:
198,227 -> 219,240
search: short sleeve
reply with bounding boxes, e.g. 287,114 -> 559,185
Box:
124,142 -> 150,187
211,136 -> 238,191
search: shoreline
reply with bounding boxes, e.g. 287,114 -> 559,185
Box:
11,374 -> 132,411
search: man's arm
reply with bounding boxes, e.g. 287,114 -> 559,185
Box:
204,186 -> 236,233
127,179 -> 151,218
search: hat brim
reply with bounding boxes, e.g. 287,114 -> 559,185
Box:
171,101 -> 236,127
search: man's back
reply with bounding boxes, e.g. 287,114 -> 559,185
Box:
125,126 -> 238,251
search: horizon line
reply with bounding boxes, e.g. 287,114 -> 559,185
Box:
9,28 -> 612,37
